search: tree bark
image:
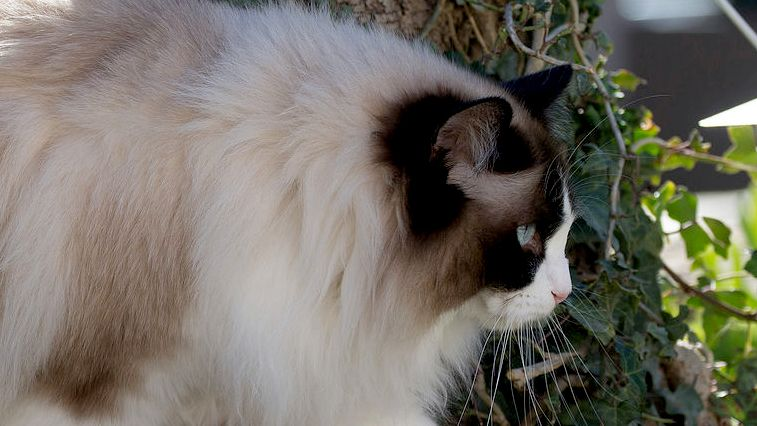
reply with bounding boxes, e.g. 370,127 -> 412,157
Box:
333,0 -> 503,61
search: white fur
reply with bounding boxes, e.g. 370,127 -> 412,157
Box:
468,192 -> 574,331
0,1 -> 573,424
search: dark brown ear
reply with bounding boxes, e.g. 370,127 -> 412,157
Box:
504,65 -> 573,116
381,95 -> 514,236
435,98 -> 512,171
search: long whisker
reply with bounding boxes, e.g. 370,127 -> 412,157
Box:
457,309 -> 507,426
551,317 -> 615,420
487,325 -> 510,426
546,317 -> 585,425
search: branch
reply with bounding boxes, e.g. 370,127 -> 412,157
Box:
631,137 -> 757,174
662,262 -> 757,322
464,3 -> 491,55
446,9 -> 471,63
567,0 -> 627,259
503,4 -> 589,72
639,302 -> 664,325
465,0 -> 503,13
420,0 -> 446,39
521,375 -> 584,426
524,1 -> 551,73
474,370 -> 511,425
506,351 -> 577,391
544,22 -> 570,46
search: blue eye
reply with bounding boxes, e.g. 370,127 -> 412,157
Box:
516,224 -> 536,247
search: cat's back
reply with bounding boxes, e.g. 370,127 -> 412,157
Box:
0,0 -> 277,420
0,0 -> 500,422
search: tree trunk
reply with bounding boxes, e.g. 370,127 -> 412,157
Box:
333,0 -> 502,62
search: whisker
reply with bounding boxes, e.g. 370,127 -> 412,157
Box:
507,329 -> 521,426
546,317 -> 586,425
551,318 -> 616,418
457,309 -> 507,426
488,326 -> 509,426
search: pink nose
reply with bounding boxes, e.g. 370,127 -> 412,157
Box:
552,290 -> 569,304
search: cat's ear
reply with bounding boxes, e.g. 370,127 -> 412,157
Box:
402,98 -> 511,235
434,98 -> 512,170
504,65 -> 573,115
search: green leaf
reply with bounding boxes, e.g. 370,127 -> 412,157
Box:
566,300 -> 616,345
667,190 -> 697,223
714,290 -> 747,309
744,251 -> 757,277
663,385 -> 703,425
680,224 -> 711,258
735,355 -> 757,394
688,129 -> 711,153
702,217 -> 731,258
642,181 -> 676,220
632,109 -> 660,140
611,69 -> 645,92
664,306 -> 690,341
646,322 -> 669,344
722,126 -> 757,173
661,152 -> 697,171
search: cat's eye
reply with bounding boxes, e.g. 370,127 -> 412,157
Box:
516,224 -> 536,247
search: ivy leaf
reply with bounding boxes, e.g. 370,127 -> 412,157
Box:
566,300 -> 615,345
641,181 -> 676,220
744,251 -> 757,277
735,355 -> 757,394
714,290 -> 747,309
595,31 -> 614,55
667,190 -> 697,224
611,69 -> 645,92
616,340 -> 645,394
664,306 -> 690,341
663,385 -> 703,425
722,126 -> 757,174
661,151 -> 697,171
680,224 -> 711,258
688,129 -> 711,153
632,109 -> 660,140
646,322 -> 669,344
702,217 -> 731,258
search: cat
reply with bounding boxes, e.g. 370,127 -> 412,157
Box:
0,0 -> 575,424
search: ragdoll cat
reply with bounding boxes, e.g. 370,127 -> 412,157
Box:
0,0 -> 575,424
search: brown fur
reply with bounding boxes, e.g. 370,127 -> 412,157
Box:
0,2 -> 217,414
34,154 -> 193,416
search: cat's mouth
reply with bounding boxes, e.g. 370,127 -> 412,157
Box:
466,283 -> 561,332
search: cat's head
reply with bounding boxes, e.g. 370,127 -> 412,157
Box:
380,65 -> 574,330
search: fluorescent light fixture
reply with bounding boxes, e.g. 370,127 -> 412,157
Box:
617,0 -> 719,22
699,98 -> 757,127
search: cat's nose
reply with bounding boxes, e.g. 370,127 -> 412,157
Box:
551,290 -> 569,304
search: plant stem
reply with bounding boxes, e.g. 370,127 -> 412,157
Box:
662,262 -> 757,322
631,137 -> 757,174
641,413 -> 677,424
503,4 -> 589,71
420,0 -> 446,39
464,3 -> 491,55
473,370 -> 511,425
566,0 -> 627,259
446,10 -> 471,62
506,351 -> 576,390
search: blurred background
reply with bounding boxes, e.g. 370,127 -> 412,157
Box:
597,0 -> 757,259
598,0 -> 757,192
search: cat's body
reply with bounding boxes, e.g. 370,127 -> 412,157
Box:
0,0 -> 574,424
